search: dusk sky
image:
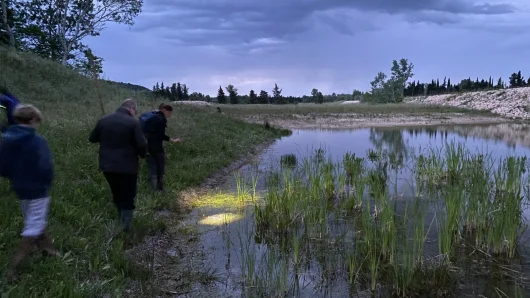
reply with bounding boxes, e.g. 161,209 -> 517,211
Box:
86,0 -> 530,97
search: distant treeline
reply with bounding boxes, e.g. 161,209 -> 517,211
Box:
152,68 -> 529,104
152,81 -> 365,104
404,71 -> 530,97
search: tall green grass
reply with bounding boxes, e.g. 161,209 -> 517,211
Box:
0,47 -> 290,296
236,142 -> 529,297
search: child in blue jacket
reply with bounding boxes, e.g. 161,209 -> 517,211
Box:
0,104 -> 59,281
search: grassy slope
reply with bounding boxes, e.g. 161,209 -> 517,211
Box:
0,48 -> 289,296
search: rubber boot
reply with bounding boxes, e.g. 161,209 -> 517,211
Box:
6,237 -> 37,283
150,175 -> 158,191
157,176 -> 166,192
120,210 -> 134,232
36,231 -> 60,257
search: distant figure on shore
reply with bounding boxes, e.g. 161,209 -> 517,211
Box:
142,104 -> 181,191
89,99 -> 147,232
0,104 -> 59,282
0,87 -> 21,133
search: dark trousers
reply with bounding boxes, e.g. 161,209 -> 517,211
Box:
146,152 -> 166,190
103,172 -> 138,212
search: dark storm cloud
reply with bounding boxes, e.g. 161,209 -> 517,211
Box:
132,0 -> 516,51
86,0 -> 526,96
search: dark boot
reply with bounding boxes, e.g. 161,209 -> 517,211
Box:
36,231 -> 60,257
6,237 -> 37,282
120,210 -> 134,232
157,176 -> 166,192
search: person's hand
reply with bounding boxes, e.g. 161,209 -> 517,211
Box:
170,138 -> 181,143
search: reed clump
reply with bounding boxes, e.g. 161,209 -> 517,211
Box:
238,142 -> 529,297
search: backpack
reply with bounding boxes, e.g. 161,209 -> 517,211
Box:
0,93 -> 20,132
139,110 -> 157,134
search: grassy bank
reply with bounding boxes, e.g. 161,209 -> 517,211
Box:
0,48 -> 290,296
214,102 -> 497,117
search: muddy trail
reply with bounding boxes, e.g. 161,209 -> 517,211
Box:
123,142 -> 274,298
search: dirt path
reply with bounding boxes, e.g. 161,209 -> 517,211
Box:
124,141 -> 274,298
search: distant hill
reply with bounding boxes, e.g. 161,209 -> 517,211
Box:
104,80 -> 151,93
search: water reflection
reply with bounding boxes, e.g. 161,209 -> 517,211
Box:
369,128 -> 410,158
404,123 -> 530,150
197,123 -> 530,298
369,123 -> 530,161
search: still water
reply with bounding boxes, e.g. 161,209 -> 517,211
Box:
193,123 -> 530,298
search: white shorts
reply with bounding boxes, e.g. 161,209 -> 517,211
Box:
19,197 -> 51,238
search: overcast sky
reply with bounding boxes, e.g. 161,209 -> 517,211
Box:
86,0 -> 530,97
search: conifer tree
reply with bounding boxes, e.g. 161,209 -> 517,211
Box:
258,90 -> 269,104
170,83 -> 177,101
249,90 -> 257,104
217,86 -> 227,104
182,84 -> 189,100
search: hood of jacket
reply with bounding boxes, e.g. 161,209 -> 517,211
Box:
1,124 -> 36,144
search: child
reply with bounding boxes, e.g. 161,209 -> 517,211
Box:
0,104 -> 59,282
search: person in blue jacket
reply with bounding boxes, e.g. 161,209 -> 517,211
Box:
0,88 -> 21,133
0,104 -> 59,282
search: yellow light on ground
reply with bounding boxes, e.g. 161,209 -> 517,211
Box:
192,192 -> 252,209
198,212 -> 244,226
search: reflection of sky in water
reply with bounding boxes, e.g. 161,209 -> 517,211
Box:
259,128 -> 530,168
238,125 -> 530,223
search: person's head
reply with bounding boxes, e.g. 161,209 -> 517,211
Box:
159,104 -> 173,118
120,98 -> 137,116
13,104 -> 42,128
158,103 -> 165,110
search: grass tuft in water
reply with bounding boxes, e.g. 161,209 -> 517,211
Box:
235,142 -> 530,297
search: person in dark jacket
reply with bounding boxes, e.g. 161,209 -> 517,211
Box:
0,104 -> 59,282
143,104 -> 180,191
88,99 -> 147,231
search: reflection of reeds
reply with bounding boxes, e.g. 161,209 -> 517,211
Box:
236,143 -> 529,297
280,153 -> 297,168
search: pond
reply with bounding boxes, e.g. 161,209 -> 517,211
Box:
190,123 -> 530,298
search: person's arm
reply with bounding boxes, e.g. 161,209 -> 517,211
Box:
157,117 -> 170,142
133,120 -> 148,158
88,119 -> 101,143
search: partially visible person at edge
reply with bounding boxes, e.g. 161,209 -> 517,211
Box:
143,104 -> 181,191
0,104 -> 59,282
88,99 -> 147,232
0,87 -> 21,133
